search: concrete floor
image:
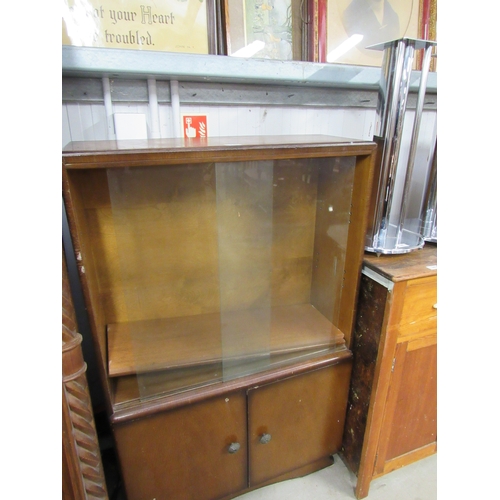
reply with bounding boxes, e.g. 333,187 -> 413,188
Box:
235,454 -> 437,500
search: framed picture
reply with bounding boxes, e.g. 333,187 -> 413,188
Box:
325,0 -> 420,66
223,0 -> 305,60
62,0 -> 218,55
305,0 -> 327,62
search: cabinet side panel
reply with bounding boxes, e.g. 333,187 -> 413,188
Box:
341,274 -> 388,473
114,392 -> 247,500
64,169 -> 114,408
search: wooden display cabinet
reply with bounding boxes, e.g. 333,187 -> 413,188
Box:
62,135 -> 376,500
341,245 -> 437,499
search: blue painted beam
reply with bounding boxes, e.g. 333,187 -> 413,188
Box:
62,46 -> 437,93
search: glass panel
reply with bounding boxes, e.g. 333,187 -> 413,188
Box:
106,164 -> 223,402
216,161 -> 274,380
103,155 -> 356,402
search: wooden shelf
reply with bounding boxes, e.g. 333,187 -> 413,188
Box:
108,303 -> 344,377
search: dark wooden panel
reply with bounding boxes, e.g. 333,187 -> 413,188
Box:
341,274 -> 388,474
114,392 -> 247,500
248,361 -> 351,486
385,342 -> 437,460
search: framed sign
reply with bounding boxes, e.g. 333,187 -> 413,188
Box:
62,0 -> 216,54
325,0 -> 420,66
223,0 -> 305,60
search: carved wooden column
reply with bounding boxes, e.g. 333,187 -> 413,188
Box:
63,250 -> 108,500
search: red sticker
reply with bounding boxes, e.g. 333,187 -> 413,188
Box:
183,115 -> 208,139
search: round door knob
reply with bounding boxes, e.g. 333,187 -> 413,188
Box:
228,442 -> 240,454
259,433 -> 272,444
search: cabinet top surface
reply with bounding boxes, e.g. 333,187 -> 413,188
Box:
363,245 -> 437,282
63,134 -> 376,157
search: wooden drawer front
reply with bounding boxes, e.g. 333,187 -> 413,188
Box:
248,361 -> 351,486
398,276 -> 437,339
114,392 -> 247,500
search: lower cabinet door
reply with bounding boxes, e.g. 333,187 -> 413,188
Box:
113,391 -> 247,500
374,338 -> 437,476
247,361 -> 352,486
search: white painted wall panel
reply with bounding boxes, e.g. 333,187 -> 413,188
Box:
287,107 -> 307,135
216,105 -> 240,137
158,104 -> 174,138
90,104 -> 109,141
261,107 -> 284,136
65,104 -> 86,143
63,102 -> 109,146
237,107 -> 261,135
343,108 -> 376,140
62,105 -> 72,148
63,101 -> 376,145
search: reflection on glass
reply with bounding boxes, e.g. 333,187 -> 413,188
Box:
226,0 -> 300,60
103,156 -> 355,403
342,0 -> 400,48
326,0 -> 418,66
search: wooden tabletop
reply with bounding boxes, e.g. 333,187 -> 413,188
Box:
362,244 -> 437,282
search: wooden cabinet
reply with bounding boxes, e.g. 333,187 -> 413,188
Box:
113,361 -> 351,500
247,361 -> 351,487
341,246 -> 437,499
113,392 -> 248,500
62,135 -> 376,500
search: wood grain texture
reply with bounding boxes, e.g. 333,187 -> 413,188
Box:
62,135 -> 377,161
108,304 -> 344,377
248,361 -> 351,486
377,442 -> 437,477
111,349 -> 352,423
66,156 -> 365,326
342,247 -> 437,499
62,136 -> 376,500
63,168 -> 114,414
63,250 -> 108,500
383,342 -> 437,462
398,276 -> 437,339
114,392 -> 248,500
337,150 -> 377,347
363,245 -> 437,282
341,274 -> 388,474
351,280 -> 407,499
64,141 -> 374,403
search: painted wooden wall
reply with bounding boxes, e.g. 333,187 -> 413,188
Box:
62,97 -> 378,146
62,76 -> 436,151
